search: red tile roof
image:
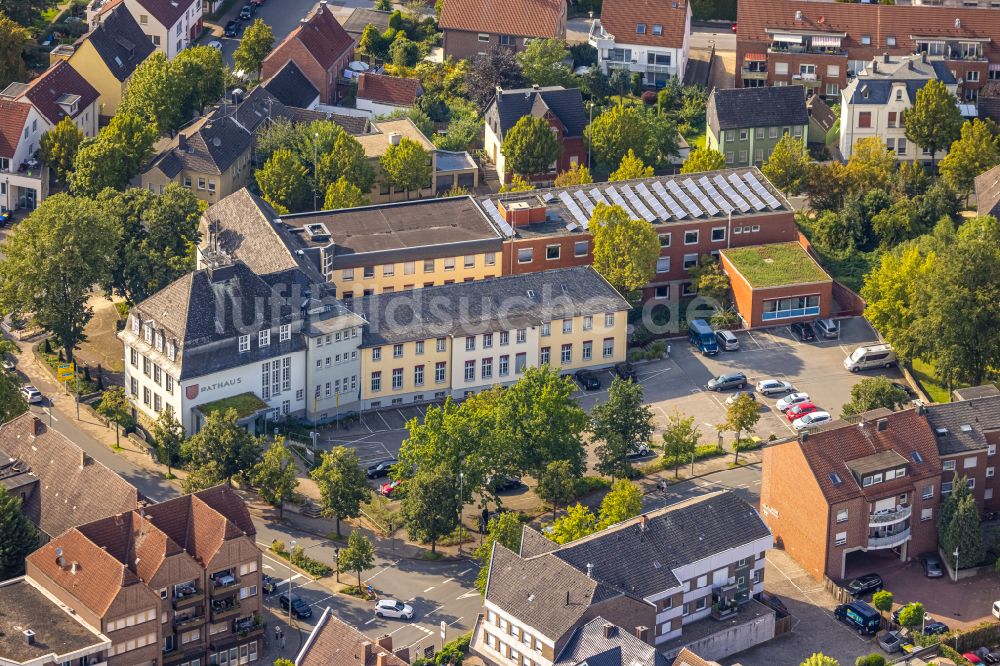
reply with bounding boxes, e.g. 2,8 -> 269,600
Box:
298,607 -> 410,666
737,0 -> 1000,57
20,61 -> 99,126
797,409 -> 942,505
439,0 -> 565,39
269,3 -> 354,72
0,100 -> 31,160
357,73 -> 422,107
599,0 -> 689,48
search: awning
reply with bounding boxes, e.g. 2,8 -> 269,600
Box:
811,35 -> 842,48
745,53 -> 767,61
772,33 -> 803,44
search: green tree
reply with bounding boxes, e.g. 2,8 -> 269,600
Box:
940,119 -> 1000,202
0,485 -> 37,578
585,105 -> 678,171
150,409 -> 184,477
855,655 -> 886,666
597,479 -> 642,528
234,18 -> 275,80
762,135 -> 811,195
937,475 -> 984,570
841,377 -> 910,417
499,174 -> 535,193
401,466 -> 459,553
516,38 -> 572,87
70,113 -> 157,197
257,148 -> 311,213
609,149 -> 653,181
871,590 -> 893,616
904,79 -> 963,166
723,393 -> 760,464
379,137 -> 432,199
359,24 -> 387,61
374,0 -> 392,9
310,447 -> 370,537
549,503 -> 597,545
860,243 -> 935,361
661,410 -> 700,478
95,386 -> 133,449
465,44 -> 525,109
0,12 -> 29,91
39,117 -> 84,183
680,146 -> 726,174
590,203 -> 659,295
389,34 -> 420,67
897,602 -> 925,630
806,160 -> 851,211
274,660 -> 296,666
473,511 -> 523,594
800,655 -> 839,666
0,0 -> 50,27
173,46 -> 226,116
181,409 -> 263,490
324,176 -> 370,209
340,529 -> 375,590
554,164 -> 593,187
252,440 -> 299,518
846,137 -> 897,194
0,351 -> 25,424
0,195 -> 116,361
592,377 -> 654,480
501,115 -> 563,178
688,254 -> 730,303
317,131 -> 375,193
119,52 -> 184,135
536,459 -> 576,515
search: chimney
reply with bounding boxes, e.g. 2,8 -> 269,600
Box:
883,52 -> 890,63
377,653 -> 388,666
602,623 -> 617,639
361,642 -> 374,663
639,514 -> 649,530
877,417 -> 889,432
635,626 -> 650,643
801,430 -> 809,443
388,132 -> 402,146
586,563 -> 593,578
565,590 -> 570,606
70,561 -> 79,575
871,59 -> 878,74
955,17 -> 961,28
794,9 -> 802,20
532,83 -> 540,90
80,450 -> 90,468
917,404 -> 926,417
377,636 -> 394,653
23,629 -> 35,646
31,417 -> 43,438
394,648 -> 410,664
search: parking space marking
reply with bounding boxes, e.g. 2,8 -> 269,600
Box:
377,411 -> 393,431
458,568 -> 473,576
423,586 -> 435,593
364,618 -> 376,625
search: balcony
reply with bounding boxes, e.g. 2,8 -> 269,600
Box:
768,43 -> 846,57
172,586 -> 204,610
793,72 -> 819,81
211,598 -> 241,622
869,505 -> 911,526
588,20 -> 614,50
741,67 -> 768,80
233,615 -> 265,640
867,527 -> 911,550
210,572 -> 239,597
173,612 -> 204,630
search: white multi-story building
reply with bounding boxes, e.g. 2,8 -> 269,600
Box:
88,0 -> 203,59
588,0 -> 692,88
839,53 -> 961,161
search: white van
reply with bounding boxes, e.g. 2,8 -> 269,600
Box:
993,600 -> 1000,620
844,344 -> 897,372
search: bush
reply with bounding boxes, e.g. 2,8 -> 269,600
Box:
645,444 -> 724,474
571,475 -> 611,498
270,539 -> 333,577
640,90 -> 657,105
855,655 -> 886,666
734,438 -> 762,452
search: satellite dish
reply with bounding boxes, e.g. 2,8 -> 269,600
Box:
56,547 -> 63,557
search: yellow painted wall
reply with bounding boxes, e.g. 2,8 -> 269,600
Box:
333,251 -> 502,297
69,40 -> 125,117
361,337 -> 451,401
540,312 -> 626,371
140,150 -> 250,203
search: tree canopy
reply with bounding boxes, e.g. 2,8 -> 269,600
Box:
0,12 -> 28,91
256,148 -> 312,214
516,38 -> 572,87
310,447 -> 370,536
680,146 -> 726,174
841,377 -> 911,417
590,203 -> 659,295
233,18 -> 274,80
762,135 -> 811,195
501,115 -> 563,178
379,137 -> 432,198
904,79 -> 963,165
592,378 -> 654,480
586,105 -> 677,171
324,176 -> 369,210
252,440 -> 299,518
0,485 -> 37,579
181,409 -> 263,491
939,118 -> 1000,200
609,149 -> 653,181
340,529 -> 375,589
39,117 -> 84,183
401,466 -> 459,553
466,45 -> 525,109
554,164 -> 593,187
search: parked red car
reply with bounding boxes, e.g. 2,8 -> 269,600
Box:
786,403 -> 819,422
380,480 -> 402,497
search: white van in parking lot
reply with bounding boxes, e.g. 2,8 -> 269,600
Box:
844,344 -> 897,372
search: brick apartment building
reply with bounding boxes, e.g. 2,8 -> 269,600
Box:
736,0 -> 1000,102
24,485 -> 263,666
761,408 -> 944,581
439,0 -> 566,62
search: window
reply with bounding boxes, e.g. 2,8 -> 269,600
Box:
711,227 -> 726,242
774,62 -> 788,76
604,313 -> 614,328
484,333 -> 493,348
583,316 -> 592,331
278,324 -> 291,342
437,338 -> 447,352
860,34 -> 871,45
466,336 -> 476,351
684,230 -> 698,244
922,484 -> 934,500
989,467 -> 996,478
392,368 -> 403,390
372,347 -> 382,361
968,478 -> 976,489
683,254 -> 698,269
726,151 -> 734,164
546,245 -> 560,260
517,328 -> 527,343
540,347 -> 550,366
943,460 -> 956,471
464,255 -> 475,268
658,233 -> 671,247
541,322 -> 551,337
560,344 -> 572,364
761,295 -> 821,321
582,341 -> 592,361
371,371 -> 382,392
499,34 -> 515,45
836,509 -> 848,523
834,531 -> 847,546
394,344 -> 404,358
500,331 -> 509,346
166,375 -> 173,394
858,112 -> 872,129
423,259 -> 435,273
738,150 -> 748,163
562,319 -> 573,334
482,358 -> 493,379
768,126 -> 778,139
965,456 -> 978,469
574,240 -> 589,257
257,329 -> 270,347
655,285 -> 669,299
990,445 -> 997,456
444,258 -> 455,271
825,83 -> 839,96
636,22 -> 646,33
518,248 -> 533,263
464,360 -> 475,382
382,263 -> 395,277
603,338 -> 614,358
435,362 -> 447,383
499,355 -> 509,376
897,138 -> 907,155
515,352 -> 527,373
656,256 -> 670,273
478,33 -> 490,42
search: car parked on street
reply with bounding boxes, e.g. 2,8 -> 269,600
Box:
2,357 -> 14,371
262,574 -> 278,594
790,321 -> 816,342
207,39 -> 222,49
20,385 -> 42,404
756,379 -> 793,396
776,392 -> 810,412
920,553 -> 944,578
614,362 -> 637,381
626,445 -> 652,459
707,372 -> 746,391
486,476 -> 524,493
725,390 -> 755,405
279,593 -> 312,619
715,329 -> 740,351
574,369 -> 601,391
238,4 -> 254,19
375,599 -> 414,620
846,573 -> 884,598
756,591 -> 788,617
366,459 -> 397,479
224,19 -> 240,36
792,411 -> 832,431
834,601 -> 881,635
923,620 -> 950,635
785,403 -> 819,422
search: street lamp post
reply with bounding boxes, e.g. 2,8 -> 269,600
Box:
313,133 -> 319,210
587,102 -> 594,170
953,547 -> 960,583
288,539 -> 296,631
458,471 -> 465,556
334,547 -> 340,583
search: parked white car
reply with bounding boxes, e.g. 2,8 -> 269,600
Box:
20,385 -> 42,404
756,379 -> 793,396
776,392 -> 810,412
375,599 -> 414,620
792,411 -> 832,431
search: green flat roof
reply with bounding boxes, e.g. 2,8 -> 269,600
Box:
196,392 -> 268,419
722,243 -> 831,288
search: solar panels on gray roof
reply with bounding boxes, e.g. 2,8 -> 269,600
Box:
558,191 -> 590,228
727,173 -> 766,211
635,183 -> 667,220
541,192 -> 555,203
697,176 -> 734,214
683,178 -> 718,216
713,174 -> 750,212
742,171 -> 783,209
652,181 -> 687,219
565,221 -> 578,232
604,186 -> 640,219
588,188 -> 610,206
480,198 -> 514,236
620,185 -> 656,222
666,179 -> 703,217
573,189 -> 595,216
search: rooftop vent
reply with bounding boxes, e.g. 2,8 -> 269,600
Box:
602,623 -> 617,639
388,131 -> 402,146
305,222 -> 331,241
586,563 -> 593,578
23,629 -> 35,646
794,9 -> 802,20
877,418 -> 888,432
955,17 -> 961,28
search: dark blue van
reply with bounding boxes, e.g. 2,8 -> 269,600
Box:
834,601 -> 881,635
688,319 -> 719,355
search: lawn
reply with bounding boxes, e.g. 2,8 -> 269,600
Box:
197,392 -> 268,419
721,242 -> 830,288
909,358 -> 956,404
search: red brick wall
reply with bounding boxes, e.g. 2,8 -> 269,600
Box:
261,41 -> 353,104
502,236 -> 592,274
443,30 -> 526,61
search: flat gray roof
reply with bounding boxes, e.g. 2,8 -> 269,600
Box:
0,578 -> 108,663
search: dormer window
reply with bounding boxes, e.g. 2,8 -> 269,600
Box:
238,335 -> 249,353
259,329 -> 270,347
652,24 -> 662,36
861,34 -> 871,45
132,315 -> 140,335
143,324 -> 153,345
155,330 -> 163,352
167,341 -> 176,361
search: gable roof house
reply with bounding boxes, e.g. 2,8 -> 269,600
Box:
976,164 -> 1000,220
262,60 -> 322,111
2,60 -> 100,139
342,7 -> 392,42
86,0 -> 203,60
471,491 -> 775,664
484,86 -> 588,185
56,3 -> 154,119
0,98 -> 48,213
588,0 -> 692,89
706,86 -> 809,167
295,608 -> 411,666
261,1 -> 355,105
439,0 -> 567,62
356,72 -> 423,118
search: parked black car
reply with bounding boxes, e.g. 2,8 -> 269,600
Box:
224,19 -> 240,36
486,476 -> 524,493
892,381 -> 918,398
756,591 -> 788,617
575,369 -> 601,391
706,372 -> 747,391
790,321 -> 816,342
614,362 -> 637,382
919,553 -> 943,578
923,621 -> 950,636
366,458 -> 397,479
846,572 -> 884,598
279,593 -> 312,619
238,4 -> 254,19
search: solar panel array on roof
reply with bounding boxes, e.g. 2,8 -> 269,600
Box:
713,175 -> 750,212
697,176 -> 734,214
684,178 -> 718,216
743,171 -> 783,209
651,181 -> 687,219
480,198 -> 514,236
589,188 -> 610,206
559,191 -> 589,229
605,186 -> 639,219
635,183 -> 667,220
620,185 -> 656,222
666,179 -> 703,217
573,189 -> 595,216
728,173 -> 766,211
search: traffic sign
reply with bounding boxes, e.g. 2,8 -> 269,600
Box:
57,363 -> 75,380
440,620 -> 446,640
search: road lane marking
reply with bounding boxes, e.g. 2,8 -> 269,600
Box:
430,605 -> 444,614
423,586 -> 435,593
441,577 -> 455,584
456,591 -> 479,600
364,618 -> 376,625
406,596 -> 415,602
458,568 -> 473,576
448,617 -> 464,626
